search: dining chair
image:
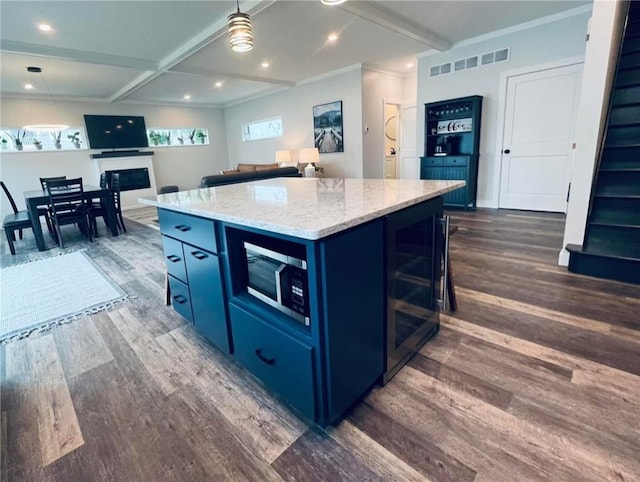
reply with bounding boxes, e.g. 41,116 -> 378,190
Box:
39,176 -> 67,191
46,177 -> 92,248
111,173 -> 127,233
1,181 -> 35,255
87,174 -> 113,237
39,176 -> 67,234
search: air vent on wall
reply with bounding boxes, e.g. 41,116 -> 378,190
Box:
430,47 -> 510,77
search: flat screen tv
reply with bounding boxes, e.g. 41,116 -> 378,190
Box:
84,114 -> 149,150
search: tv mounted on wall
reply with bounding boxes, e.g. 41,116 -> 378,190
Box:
84,115 -> 149,150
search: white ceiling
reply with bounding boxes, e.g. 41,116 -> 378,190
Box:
0,0 -> 591,108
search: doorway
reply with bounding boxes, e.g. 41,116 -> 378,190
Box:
498,62 -> 583,212
383,102 -> 400,179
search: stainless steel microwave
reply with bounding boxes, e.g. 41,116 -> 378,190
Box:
243,241 -> 310,326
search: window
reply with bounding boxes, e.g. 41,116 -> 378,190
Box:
1,128 -> 86,152
242,117 -> 283,142
146,128 -> 209,147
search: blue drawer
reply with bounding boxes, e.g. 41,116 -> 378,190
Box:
168,275 -> 193,323
443,156 -> 468,167
158,209 -> 217,253
421,156 -> 444,167
229,303 -> 315,421
162,235 -> 187,283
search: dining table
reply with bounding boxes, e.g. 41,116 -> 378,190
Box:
24,184 -> 118,251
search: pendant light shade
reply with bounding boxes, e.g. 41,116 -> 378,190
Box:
228,1 -> 253,53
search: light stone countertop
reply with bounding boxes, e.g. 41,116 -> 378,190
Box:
139,178 -> 465,240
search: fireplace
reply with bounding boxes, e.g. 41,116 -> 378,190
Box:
105,168 -> 151,191
93,153 -> 157,210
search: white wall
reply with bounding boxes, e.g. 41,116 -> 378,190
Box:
560,0 -> 629,265
223,67 -> 363,178
361,69 -> 404,179
417,11 -> 591,207
0,98 -> 228,219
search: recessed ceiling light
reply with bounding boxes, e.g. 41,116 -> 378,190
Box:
24,83 -> 34,90
406,62 -> 414,68
320,0 -> 348,5
38,24 -> 52,32
214,81 -> 223,88
328,33 -> 338,42
184,94 -> 191,100
261,61 -> 270,68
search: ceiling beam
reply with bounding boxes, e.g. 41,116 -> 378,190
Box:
168,65 -> 295,87
109,0 -> 277,103
339,2 -> 451,52
0,40 -> 157,71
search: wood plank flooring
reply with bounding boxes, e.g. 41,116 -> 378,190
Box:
1,207 -> 639,481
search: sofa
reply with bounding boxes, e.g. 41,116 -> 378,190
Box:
200,164 -> 301,188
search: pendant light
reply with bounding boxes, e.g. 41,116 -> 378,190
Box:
23,66 -> 69,132
228,0 -> 253,53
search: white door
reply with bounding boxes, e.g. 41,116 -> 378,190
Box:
499,63 -> 582,212
383,103 -> 399,179
399,103 -> 418,179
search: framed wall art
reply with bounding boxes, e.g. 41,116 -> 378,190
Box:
313,101 -> 343,153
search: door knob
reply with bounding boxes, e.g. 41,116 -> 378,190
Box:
503,149 -> 511,154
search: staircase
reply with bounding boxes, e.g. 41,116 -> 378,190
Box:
567,1 -> 640,284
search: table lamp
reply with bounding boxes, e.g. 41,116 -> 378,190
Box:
275,149 -> 291,166
299,147 -> 319,178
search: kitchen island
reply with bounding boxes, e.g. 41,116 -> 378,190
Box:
140,177 -> 464,427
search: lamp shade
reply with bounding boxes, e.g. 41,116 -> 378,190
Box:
299,147 -> 320,165
275,150 -> 291,164
227,8 -> 253,53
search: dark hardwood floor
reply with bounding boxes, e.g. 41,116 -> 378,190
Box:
1,207 -> 639,481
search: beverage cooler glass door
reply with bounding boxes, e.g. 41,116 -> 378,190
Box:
385,206 -> 441,383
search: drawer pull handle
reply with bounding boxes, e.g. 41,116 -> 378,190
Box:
167,255 -> 181,263
175,225 -> 191,232
173,295 -> 188,304
191,251 -> 208,260
255,349 -> 275,365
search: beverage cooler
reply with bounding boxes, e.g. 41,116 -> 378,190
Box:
384,197 -> 446,383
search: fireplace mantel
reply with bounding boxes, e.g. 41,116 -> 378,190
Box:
90,150 -> 154,159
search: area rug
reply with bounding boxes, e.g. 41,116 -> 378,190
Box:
0,250 -> 131,343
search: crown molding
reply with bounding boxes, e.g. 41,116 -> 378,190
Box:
222,85 -> 291,109
452,4 -> 593,50
296,63 -> 363,87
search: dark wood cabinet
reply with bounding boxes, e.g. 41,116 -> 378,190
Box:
421,95 -> 482,209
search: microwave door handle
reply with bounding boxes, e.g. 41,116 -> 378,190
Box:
275,264 -> 288,304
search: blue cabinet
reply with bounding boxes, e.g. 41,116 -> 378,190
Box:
421,95 -> 483,209
229,303 -> 315,421
184,246 -> 230,353
159,209 -> 231,354
157,196 -> 442,427
167,276 -> 193,323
